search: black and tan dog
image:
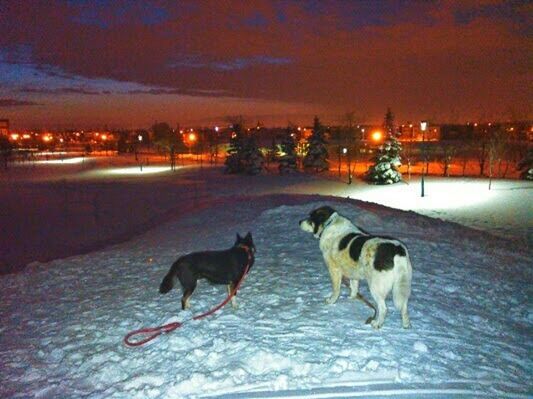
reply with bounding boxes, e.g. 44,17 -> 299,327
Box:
300,206 -> 412,329
159,233 -> 255,310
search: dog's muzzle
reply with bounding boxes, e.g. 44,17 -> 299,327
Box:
299,219 -> 315,234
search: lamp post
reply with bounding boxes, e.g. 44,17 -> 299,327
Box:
408,123 -> 414,180
342,147 -> 353,184
420,121 -> 427,197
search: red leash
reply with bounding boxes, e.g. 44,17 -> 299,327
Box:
124,247 -> 253,347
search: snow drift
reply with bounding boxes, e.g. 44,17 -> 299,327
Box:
1,195 -> 531,398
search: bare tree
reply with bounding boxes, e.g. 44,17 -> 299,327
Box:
439,141 -> 457,177
343,112 -> 359,184
476,139 -> 489,176
487,129 -> 507,189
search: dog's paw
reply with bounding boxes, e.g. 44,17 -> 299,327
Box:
371,319 -> 383,329
402,320 -> 411,329
365,316 -> 374,325
325,296 -> 338,305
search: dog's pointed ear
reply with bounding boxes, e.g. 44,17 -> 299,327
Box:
236,233 -> 242,241
244,232 -> 253,243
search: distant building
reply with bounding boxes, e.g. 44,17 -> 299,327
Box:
398,123 -> 440,141
0,119 -> 9,137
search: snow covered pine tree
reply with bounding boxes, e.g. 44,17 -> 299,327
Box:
278,125 -> 298,174
303,116 -> 329,172
365,108 -> 403,184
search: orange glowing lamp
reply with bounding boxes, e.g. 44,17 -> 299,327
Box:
371,130 -> 383,142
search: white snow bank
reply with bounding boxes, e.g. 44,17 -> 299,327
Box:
1,195 -> 531,398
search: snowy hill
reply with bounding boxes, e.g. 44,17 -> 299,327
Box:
1,194 -> 531,398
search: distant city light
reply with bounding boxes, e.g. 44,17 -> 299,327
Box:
188,133 -> 197,142
215,126 -> 219,132
371,130 -> 382,142
10,133 -> 19,140
138,134 -> 143,142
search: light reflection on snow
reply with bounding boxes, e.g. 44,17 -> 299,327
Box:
35,157 -> 88,165
104,166 -> 174,175
348,179 -> 497,210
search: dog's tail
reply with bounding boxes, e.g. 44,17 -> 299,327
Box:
392,253 -> 412,328
393,256 -> 412,306
159,259 -> 181,294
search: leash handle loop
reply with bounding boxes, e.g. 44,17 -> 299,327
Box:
123,321 -> 182,347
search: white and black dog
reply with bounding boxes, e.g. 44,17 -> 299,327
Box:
300,205 -> 412,329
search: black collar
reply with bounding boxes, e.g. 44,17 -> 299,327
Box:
317,214 -> 335,239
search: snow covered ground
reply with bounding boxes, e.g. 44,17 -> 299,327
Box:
2,159 -> 531,275
1,191 -> 531,398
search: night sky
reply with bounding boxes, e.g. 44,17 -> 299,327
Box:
1,0 -> 531,129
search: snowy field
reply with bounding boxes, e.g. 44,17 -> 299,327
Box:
1,158 -> 532,397
1,158 -> 532,275
1,190 -> 532,398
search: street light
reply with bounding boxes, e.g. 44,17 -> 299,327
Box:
371,130 -> 383,142
420,121 -> 428,197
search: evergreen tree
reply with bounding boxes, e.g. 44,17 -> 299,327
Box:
365,108 -> 403,184
517,147 -> 533,180
303,116 -> 329,172
242,131 -> 264,175
384,107 -> 396,137
224,122 -> 246,173
278,125 -> 297,174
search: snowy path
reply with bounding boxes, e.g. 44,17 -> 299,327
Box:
1,195 -> 531,398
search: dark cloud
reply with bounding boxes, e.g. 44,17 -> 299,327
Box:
19,87 -> 102,95
126,87 -> 230,97
0,0 -> 531,124
0,98 -> 41,107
